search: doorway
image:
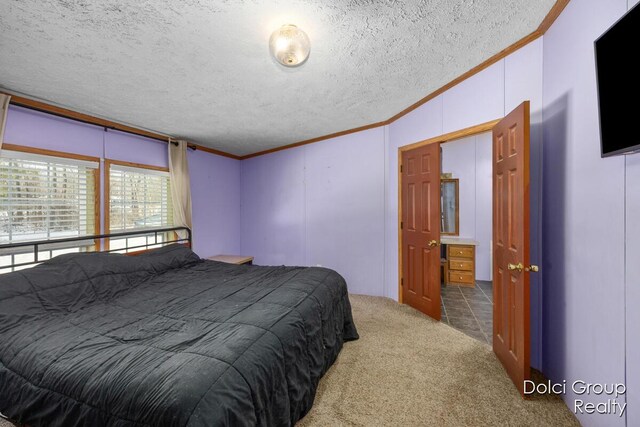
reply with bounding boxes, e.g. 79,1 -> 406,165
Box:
398,102 -> 535,396
438,130 -> 494,344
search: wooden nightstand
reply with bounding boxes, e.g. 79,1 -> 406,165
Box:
208,255 -> 254,265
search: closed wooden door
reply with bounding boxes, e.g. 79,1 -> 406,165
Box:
492,101 -> 532,396
401,143 -> 441,320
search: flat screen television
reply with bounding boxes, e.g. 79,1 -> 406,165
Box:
595,3 -> 640,157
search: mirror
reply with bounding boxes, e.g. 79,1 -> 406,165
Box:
441,178 -> 459,235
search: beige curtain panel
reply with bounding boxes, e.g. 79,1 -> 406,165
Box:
168,140 -> 193,238
0,94 -> 11,150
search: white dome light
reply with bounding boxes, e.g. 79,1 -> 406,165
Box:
269,24 -> 310,67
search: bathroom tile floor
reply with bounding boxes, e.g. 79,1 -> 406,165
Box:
440,281 -> 493,345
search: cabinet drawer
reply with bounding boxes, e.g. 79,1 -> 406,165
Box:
448,271 -> 474,285
447,245 -> 474,259
448,259 -> 473,271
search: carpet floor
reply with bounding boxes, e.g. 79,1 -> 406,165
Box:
298,294 -> 579,426
0,295 -> 579,427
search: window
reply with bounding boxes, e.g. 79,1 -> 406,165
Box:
0,148 -> 99,271
107,161 -> 173,252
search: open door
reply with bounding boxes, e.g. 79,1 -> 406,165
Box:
401,142 -> 441,320
492,101 -> 535,396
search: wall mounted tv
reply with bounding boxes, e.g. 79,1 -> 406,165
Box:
595,2 -> 640,157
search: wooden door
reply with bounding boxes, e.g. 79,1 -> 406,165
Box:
401,143 -> 441,320
492,101 -> 531,396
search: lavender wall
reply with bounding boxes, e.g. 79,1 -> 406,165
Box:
622,5 -> 638,427
104,129 -> 168,168
188,149 -> 241,257
2,105 -> 241,258
304,129 -> 385,296
240,148 -> 306,266
627,153 -> 640,427
542,1 -> 636,426
240,127 -> 386,296
5,106 -> 104,157
627,0 -> 640,414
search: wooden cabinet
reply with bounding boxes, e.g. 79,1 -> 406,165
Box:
446,244 -> 475,286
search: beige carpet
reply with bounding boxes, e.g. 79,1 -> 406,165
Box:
298,295 -> 579,427
0,295 -> 579,427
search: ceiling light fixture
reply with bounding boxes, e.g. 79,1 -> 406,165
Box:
269,24 -> 310,67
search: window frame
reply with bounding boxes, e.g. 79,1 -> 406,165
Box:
104,159 -> 173,250
0,143 -> 101,240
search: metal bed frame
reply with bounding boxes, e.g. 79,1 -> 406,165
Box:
0,226 -> 192,271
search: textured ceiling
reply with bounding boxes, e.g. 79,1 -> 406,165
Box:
0,0 -> 555,156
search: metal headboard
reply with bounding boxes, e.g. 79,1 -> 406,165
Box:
0,226 -> 192,271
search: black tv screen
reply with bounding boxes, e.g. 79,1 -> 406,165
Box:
595,3 -> 640,157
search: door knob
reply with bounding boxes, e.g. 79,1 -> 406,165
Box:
525,264 -> 539,272
507,262 -> 524,272
428,240 -> 440,247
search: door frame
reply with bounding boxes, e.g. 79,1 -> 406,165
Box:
398,119 -> 500,303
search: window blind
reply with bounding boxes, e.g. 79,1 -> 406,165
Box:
108,165 -> 173,232
0,150 -> 98,245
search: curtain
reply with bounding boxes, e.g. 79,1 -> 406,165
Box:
168,140 -> 193,239
0,94 -> 11,150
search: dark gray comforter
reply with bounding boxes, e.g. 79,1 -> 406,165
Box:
0,245 -> 358,426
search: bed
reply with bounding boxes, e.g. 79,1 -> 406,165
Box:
0,240 -> 358,426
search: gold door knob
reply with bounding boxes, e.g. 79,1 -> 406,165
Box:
428,240 -> 440,247
525,265 -> 540,272
508,262 -> 524,272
